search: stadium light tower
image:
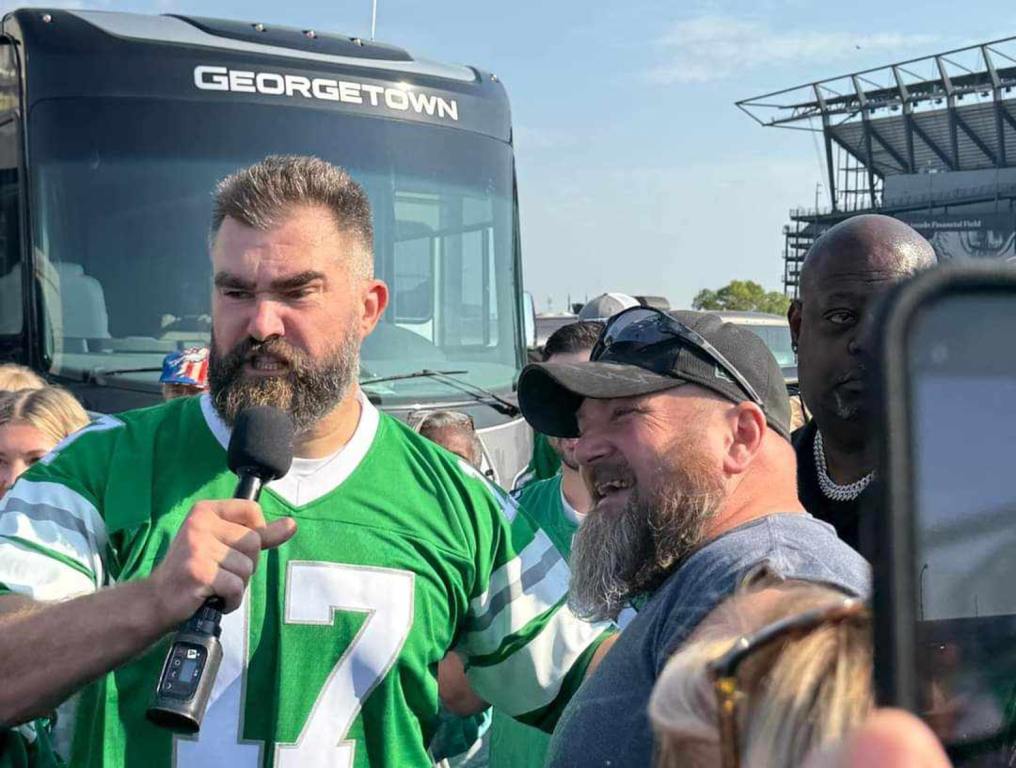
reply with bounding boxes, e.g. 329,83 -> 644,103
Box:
740,34 -> 1016,297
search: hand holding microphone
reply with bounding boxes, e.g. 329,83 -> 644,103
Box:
147,406 -> 295,732
149,497 -> 294,620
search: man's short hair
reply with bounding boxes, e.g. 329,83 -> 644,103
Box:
211,155 -> 374,279
543,321 -> 605,362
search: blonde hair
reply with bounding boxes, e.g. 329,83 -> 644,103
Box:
0,364 -> 45,392
0,386 -> 90,444
649,576 -> 872,768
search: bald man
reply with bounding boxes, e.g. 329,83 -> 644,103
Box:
788,214 -> 937,550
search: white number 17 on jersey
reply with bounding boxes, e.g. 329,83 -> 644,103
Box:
174,561 -> 415,767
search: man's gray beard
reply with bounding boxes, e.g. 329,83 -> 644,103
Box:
568,460 -> 724,623
208,329 -> 360,433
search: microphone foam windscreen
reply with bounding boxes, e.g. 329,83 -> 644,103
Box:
227,407 -> 295,481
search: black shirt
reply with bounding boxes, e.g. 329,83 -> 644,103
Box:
793,419 -> 873,553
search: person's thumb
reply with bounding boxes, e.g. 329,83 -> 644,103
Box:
259,517 -> 297,550
802,709 -> 953,768
844,710 -> 952,768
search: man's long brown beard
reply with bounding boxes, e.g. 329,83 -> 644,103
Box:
568,446 -> 724,623
208,329 -> 360,432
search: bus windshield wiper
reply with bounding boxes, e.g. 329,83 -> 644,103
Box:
361,369 -> 519,416
88,366 -> 164,378
360,369 -> 468,386
81,366 -> 163,390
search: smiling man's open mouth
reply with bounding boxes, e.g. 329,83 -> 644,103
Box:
594,477 -> 632,500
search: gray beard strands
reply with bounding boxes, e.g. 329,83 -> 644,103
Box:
568,462 -> 724,623
208,331 -> 360,432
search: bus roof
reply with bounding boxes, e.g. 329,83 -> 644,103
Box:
5,9 -> 511,141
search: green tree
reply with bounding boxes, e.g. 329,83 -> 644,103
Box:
692,280 -> 789,315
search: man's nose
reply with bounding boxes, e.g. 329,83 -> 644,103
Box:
574,430 -> 611,468
248,298 -> 285,342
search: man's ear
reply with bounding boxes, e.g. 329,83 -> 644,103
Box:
360,279 -> 389,338
724,402 -> 767,475
788,299 -> 802,350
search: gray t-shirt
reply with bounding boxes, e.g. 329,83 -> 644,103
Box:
546,513 -> 871,768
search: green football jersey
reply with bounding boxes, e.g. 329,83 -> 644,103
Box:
512,475 -> 578,561
489,474 -> 579,768
0,394 -> 607,768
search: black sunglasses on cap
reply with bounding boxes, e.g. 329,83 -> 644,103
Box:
590,307 -> 764,408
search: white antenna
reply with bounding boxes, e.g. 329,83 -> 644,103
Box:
370,0 -> 377,41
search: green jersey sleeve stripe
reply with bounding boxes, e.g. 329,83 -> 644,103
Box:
466,603 -> 610,717
0,534 -> 97,583
0,537 -> 98,600
460,548 -> 571,656
0,484 -> 108,583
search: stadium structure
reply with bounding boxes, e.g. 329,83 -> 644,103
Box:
739,36 -> 1016,297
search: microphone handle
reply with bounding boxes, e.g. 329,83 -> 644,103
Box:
233,470 -> 265,502
147,469 -> 273,732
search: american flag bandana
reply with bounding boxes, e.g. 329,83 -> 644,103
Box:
160,347 -> 209,388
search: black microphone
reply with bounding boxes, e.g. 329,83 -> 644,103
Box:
147,406 -> 294,733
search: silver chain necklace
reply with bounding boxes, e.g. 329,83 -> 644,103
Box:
813,430 -> 874,502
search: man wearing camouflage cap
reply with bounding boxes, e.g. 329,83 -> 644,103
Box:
516,307 -> 871,768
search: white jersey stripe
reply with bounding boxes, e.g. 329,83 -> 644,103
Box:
467,532 -> 558,620
466,603 -> 608,716
0,539 -> 98,601
460,548 -> 571,657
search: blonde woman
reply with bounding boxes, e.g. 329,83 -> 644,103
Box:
0,386 -> 89,496
649,576 -> 873,768
0,363 -> 44,392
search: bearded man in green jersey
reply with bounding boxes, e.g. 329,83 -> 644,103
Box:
0,156 -> 610,768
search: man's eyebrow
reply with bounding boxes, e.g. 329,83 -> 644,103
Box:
212,271 -> 327,291
819,290 -> 866,305
271,271 -> 327,291
213,272 -> 254,290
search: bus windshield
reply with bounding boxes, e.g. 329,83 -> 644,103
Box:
28,97 -> 520,404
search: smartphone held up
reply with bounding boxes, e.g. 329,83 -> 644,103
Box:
872,263 -> 1016,766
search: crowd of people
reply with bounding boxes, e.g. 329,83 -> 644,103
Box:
0,155 -> 962,768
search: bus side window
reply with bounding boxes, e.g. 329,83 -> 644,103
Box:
393,222 -> 435,325
0,41 -> 21,339
393,194 -> 438,343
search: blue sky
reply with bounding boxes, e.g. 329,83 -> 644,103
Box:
10,0 -> 1016,310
